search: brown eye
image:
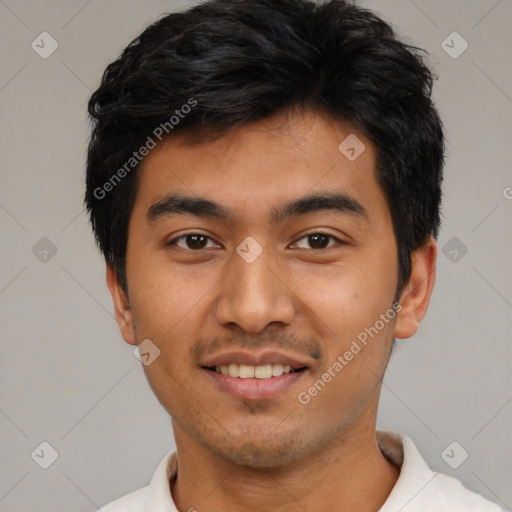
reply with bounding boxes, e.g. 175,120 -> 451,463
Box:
294,232 -> 343,250
167,233 -> 218,250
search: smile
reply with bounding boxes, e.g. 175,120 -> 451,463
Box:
202,365 -> 308,401
212,363 -> 303,379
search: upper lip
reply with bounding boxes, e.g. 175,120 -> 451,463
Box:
200,350 -> 311,370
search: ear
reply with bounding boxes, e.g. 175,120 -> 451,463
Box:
106,264 -> 137,345
394,236 -> 437,339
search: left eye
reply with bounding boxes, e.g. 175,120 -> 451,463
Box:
167,232 -> 342,251
293,232 -> 342,250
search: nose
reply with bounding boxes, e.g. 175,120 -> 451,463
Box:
214,245 -> 296,333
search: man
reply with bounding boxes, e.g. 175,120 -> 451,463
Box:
84,0 -> 503,510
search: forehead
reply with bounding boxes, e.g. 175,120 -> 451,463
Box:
132,107 -> 388,229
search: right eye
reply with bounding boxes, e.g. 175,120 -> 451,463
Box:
166,233 -> 221,251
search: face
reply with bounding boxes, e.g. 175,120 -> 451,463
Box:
108,106 -> 429,468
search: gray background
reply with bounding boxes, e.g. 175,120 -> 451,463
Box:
0,0 -> 510,511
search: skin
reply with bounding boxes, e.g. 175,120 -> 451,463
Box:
107,105 -> 437,512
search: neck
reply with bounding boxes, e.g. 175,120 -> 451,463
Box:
170,413 -> 400,512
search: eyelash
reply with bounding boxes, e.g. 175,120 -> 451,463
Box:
166,231 -> 345,252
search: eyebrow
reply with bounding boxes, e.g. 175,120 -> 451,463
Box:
146,190 -> 369,225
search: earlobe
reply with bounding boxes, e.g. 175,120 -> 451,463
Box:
106,264 -> 137,345
394,236 -> 437,340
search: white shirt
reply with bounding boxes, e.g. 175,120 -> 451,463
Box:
98,430 -> 504,511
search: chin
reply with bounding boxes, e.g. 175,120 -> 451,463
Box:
214,442 -> 302,468
199,427 -> 313,468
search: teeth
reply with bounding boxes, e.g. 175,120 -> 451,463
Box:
228,363 -> 239,378
215,363 -> 296,379
254,364 -> 272,379
239,364 -> 255,378
271,364 -> 284,376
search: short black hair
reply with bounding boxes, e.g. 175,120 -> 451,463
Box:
85,0 -> 444,300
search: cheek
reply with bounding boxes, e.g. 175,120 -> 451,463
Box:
127,247 -> 209,335
291,251 -> 396,334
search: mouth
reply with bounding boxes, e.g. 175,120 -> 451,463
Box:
199,352 -> 310,400
203,363 -> 308,379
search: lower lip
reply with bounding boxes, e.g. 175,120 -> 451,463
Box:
202,368 -> 306,400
